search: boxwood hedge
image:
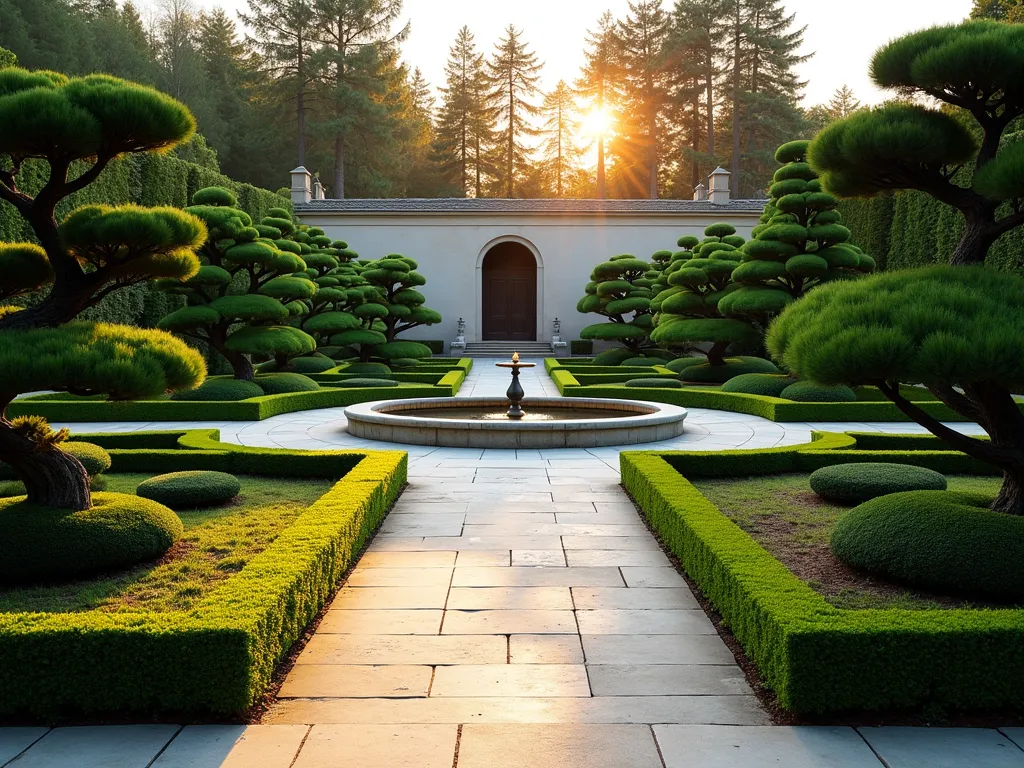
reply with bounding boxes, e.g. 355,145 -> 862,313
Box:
621,433 -> 1022,714
0,430 -> 406,717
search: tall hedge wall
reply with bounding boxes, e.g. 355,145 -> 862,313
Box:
0,152 -> 292,329
837,188 -> 1024,278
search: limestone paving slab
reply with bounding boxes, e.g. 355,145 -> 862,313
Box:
654,725 -> 884,768
8,725 -> 181,768
328,586 -> 448,610
620,566 -> 690,587
572,587 -> 700,610
512,548 -> 566,565
457,724 -> 663,768
430,664 -> 591,697
296,635 -> 508,666
582,634 -> 737,665
344,566 -> 453,587
264,695 -> 771,726
291,724 -> 457,768
576,609 -> 717,635
454,550 -> 512,566
0,728 -> 47,765
442,609 -> 578,635
859,727 -> 1024,768
316,609 -> 444,634
356,551 -> 456,567
152,725 -> 308,768
446,586 -> 573,610
451,566 -> 625,587
278,664 -> 432,699
588,664 -> 753,696
566,549 -> 672,567
509,635 -> 585,664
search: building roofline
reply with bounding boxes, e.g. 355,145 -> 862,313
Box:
294,197 -> 768,216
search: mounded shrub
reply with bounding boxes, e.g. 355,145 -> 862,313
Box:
171,378 -> 264,402
253,373 -> 321,395
593,348 -> 636,366
0,440 -> 110,480
0,492 -> 183,585
665,356 -> 708,373
341,378 -> 400,388
625,378 -> 683,389
721,373 -> 794,397
0,481 -> 24,498
62,441 -> 112,477
780,380 -> 858,402
390,358 -> 420,368
810,462 -> 948,504
287,356 -> 337,374
137,471 -> 241,509
830,490 -> 1024,600
622,357 -> 662,367
680,356 -> 780,384
344,362 -> 392,376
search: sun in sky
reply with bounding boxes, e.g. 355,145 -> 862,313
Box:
579,103 -> 616,139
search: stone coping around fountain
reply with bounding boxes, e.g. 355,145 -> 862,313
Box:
344,397 -> 688,448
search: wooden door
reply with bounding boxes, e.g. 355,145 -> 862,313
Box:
482,243 -> 537,341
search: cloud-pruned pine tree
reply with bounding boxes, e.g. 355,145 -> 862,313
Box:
0,70 -> 206,510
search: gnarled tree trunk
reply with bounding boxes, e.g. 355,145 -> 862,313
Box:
0,408 -> 91,511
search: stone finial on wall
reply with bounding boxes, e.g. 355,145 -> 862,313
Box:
709,167 -> 731,205
290,166 -> 312,204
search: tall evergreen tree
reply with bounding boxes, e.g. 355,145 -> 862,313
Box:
486,24 -> 543,198
730,0 -> 809,196
310,0 -> 409,198
241,0 -> 317,166
576,11 -> 621,199
539,80 -> 581,197
433,26 -> 493,196
666,0 -> 726,193
613,0 -> 670,199
401,67 -> 443,196
972,0 -> 1024,20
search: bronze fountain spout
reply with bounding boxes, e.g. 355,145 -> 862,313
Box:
495,351 -> 537,419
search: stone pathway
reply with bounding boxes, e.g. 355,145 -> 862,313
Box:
5,359 -> 1010,767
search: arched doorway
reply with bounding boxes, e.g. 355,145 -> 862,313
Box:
481,241 -> 538,341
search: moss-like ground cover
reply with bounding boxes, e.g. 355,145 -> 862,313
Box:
692,473 -> 1004,611
0,474 -> 332,615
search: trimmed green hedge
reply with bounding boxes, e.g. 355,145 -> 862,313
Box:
8,362 -> 472,422
621,436 -> 1024,714
0,430 -> 406,717
544,360 -> 1022,423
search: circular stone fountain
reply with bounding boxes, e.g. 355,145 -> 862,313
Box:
344,353 -> 687,448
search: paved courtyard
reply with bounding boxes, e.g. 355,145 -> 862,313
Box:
2,360 -> 1011,767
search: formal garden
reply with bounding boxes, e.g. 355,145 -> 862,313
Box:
1,19 -> 1024,740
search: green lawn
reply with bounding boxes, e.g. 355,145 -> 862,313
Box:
0,474 -> 333,614
692,473 -> 1005,610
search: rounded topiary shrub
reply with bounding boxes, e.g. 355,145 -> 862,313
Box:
680,356 -> 780,384
624,378 -> 683,389
780,380 -> 858,402
811,462 -> 948,504
341,378 -> 400,388
0,492 -> 183,585
62,442 -> 112,477
344,362 -> 392,376
171,378 -> 264,402
136,471 -> 241,509
665,357 -> 707,374
721,373 -> 794,397
622,357 -> 662,367
593,348 -> 636,366
390,358 -> 420,368
0,481 -> 24,498
288,356 -> 338,374
254,373 -> 321,395
830,491 -> 1024,600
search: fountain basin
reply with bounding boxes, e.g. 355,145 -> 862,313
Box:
344,397 -> 687,448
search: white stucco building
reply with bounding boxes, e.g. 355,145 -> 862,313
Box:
290,168 -> 766,349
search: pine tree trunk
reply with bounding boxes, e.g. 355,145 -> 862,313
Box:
297,88 -> 307,167
0,410 -> 91,511
994,471 -> 1024,516
648,105 -> 658,200
691,85 -> 700,190
950,210 -> 996,266
706,67 -> 715,161
597,135 -> 606,198
706,341 -> 729,366
335,135 -> 346,200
